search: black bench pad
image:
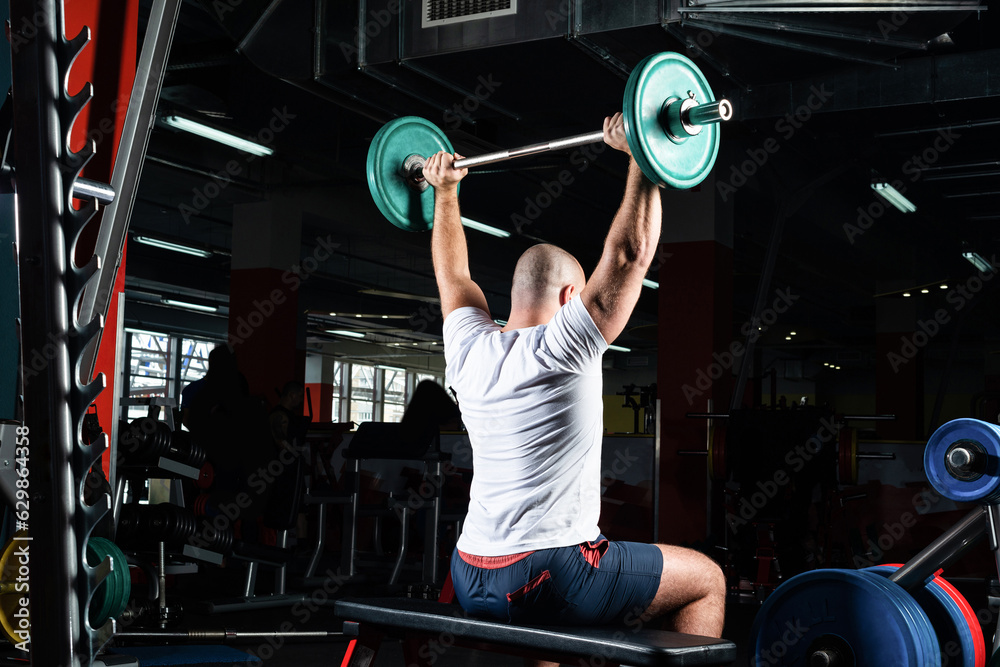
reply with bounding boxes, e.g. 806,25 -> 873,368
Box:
335,597 -> 736,666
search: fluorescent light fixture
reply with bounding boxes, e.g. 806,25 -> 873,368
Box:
940,284 -> 948,289
608,344 -> 631,353
642,279 -> 659,290
135,235 -> 213,258
921,289 -> 929,294
963,252 -> 994,273
871,181 -> 916,213
161,115 -> 273,156
360,289 -> 441,304
326,330 -> 365,339
161,298 -> 218,313
785,336 -> 792,341
823,363 -> 830,367
790,331 -> 797,336
461,217 -> 511,238
903,292 -> 911,297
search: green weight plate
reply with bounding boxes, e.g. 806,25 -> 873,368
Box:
367,116 -> 456,232
87,537 -> 130,627
623,52 -> 721,190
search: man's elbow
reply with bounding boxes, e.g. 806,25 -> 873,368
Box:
611,239 -> 656,271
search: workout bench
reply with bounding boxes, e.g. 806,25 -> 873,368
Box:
335,597 -> 737,666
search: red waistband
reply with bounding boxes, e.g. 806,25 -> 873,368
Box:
458,549 -> 535,569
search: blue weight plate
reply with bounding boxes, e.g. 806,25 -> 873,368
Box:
925,418 -> 1000,503
749,569 -> 940,666
857,570 -> 942,667
865,566 -> 976,667
367,116 -> 455,232
622,52 -> 720,190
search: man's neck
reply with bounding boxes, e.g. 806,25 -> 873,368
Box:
501,306 -> 559,332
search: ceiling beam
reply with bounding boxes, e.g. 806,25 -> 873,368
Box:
734,47 -> 1000,119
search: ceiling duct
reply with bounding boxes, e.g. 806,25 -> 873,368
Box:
422,0 -> 517,28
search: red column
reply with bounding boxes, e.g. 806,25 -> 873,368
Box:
65,0 -> 139,462
228,200 -> 305,403
657,240 -> 733,543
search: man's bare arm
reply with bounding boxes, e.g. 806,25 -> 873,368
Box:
425,151 -> 490,319
581,113 -> 662,344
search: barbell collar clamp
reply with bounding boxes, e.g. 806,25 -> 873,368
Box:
402,154 -> 429,192
663,96 -> 733,141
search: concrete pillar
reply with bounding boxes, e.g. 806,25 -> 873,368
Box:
229,198 -> 305,402
305,354 -> 334,422
657,175 -> 733,544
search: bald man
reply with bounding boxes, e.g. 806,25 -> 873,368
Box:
423,113 -> 725,642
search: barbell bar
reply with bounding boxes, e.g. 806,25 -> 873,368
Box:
367,52 -> 732,232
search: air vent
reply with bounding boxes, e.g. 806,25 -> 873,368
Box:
422,0 -> 517,28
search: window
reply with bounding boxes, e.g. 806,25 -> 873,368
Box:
123,331 -> 224,422
349,364 -> 375,423
126,330 -> 174,420
179,338 -> 213,387
382,367 -> 407,423
332,361 -> 348,423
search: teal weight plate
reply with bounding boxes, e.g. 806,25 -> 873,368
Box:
366,116 -> 455,232
623,52 -> 720,190
87,537 -> 130,628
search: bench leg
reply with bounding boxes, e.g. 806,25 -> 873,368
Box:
340,623 -> 382,667
402,631 -> 438,667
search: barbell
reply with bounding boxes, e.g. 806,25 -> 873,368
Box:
367,52 -> 732,232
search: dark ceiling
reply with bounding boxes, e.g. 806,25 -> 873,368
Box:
123,0 -> 1000,373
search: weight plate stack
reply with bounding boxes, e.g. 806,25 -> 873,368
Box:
749,569 -> 941,666
866,565 -> 984,667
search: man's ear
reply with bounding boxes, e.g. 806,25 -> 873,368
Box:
559,284 -> 576,306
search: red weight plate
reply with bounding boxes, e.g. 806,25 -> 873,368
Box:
883,564 -> 985,667
934,574 -> 986,667
197,462 -> 214,489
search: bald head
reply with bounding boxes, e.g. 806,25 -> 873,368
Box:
510,244 -> 586,312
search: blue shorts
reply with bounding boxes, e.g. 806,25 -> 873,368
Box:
450,536 -> 663,625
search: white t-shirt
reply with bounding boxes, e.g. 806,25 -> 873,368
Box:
443,297 -> 609,556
